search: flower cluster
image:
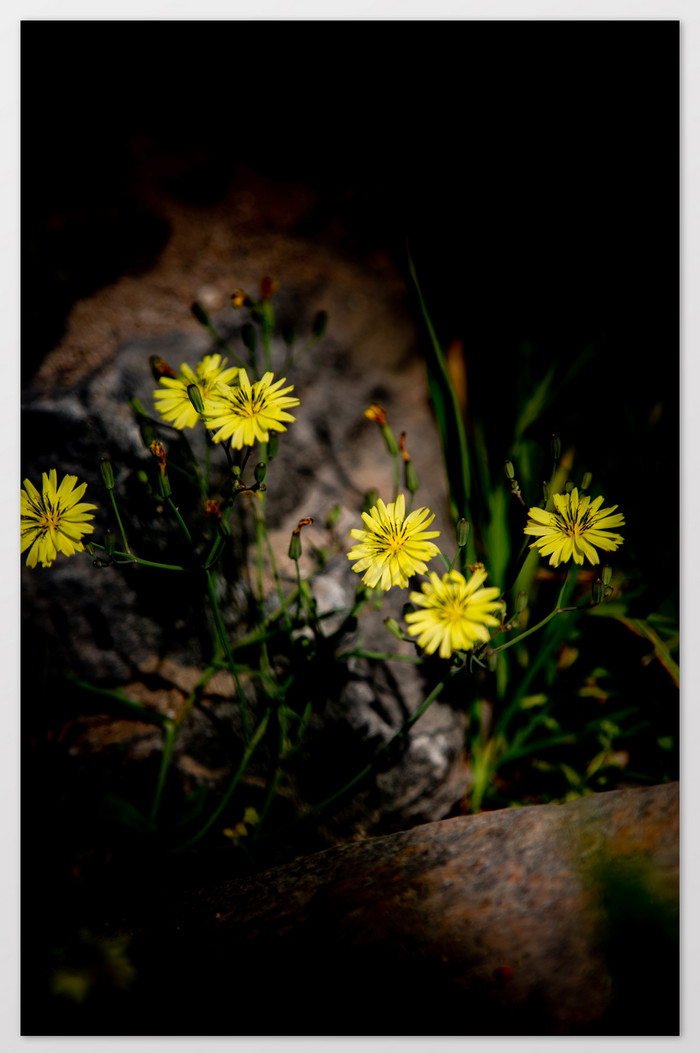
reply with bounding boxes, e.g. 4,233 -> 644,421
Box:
346,493 -> 504,659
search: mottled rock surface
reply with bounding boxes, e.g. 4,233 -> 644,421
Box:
102,782 -> 678,1036
22,169 -> 469,842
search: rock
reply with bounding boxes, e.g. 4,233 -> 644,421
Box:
21,178 -> 467,844
85,782 -> 677,1037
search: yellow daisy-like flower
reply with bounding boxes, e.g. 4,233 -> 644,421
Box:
153,354 -> 239,429
21,470 -> 97,569
404,567 -> 505,658
205,369 -> 300,448
347,493 -> 441,591
523,487 -> 625,567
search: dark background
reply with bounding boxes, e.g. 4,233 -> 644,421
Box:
22,17 -> 680,589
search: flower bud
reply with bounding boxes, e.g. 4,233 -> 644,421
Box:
581,471 -> 592,491
364,403 -> 387,426
384,618 -> 406,642
601,564 -> 613,586
157,470 -> 172,499
515,590 -> 528,614
187,383 -> 206,416
312,310 -> 328,339
404,459 -> 419,495
542,481 -> 550,503
550,434 -> 561,461
564,480 -> 574,493
99,457 -> 115,490
504,460 -> 515,480
267,433 -> 279,460
191,302 -> 211,327
456,518 -> 470,548
241,323 -> 257,353
592,578 -> 605,605
288,531 -> 302,561
150,355 -> 175,381
230,288 -> 251,310
288,517 -> 313,561
381,424 -> 399,456
104,528 -> 116,557
260,276 -> 279,300
254,462 -> 267,484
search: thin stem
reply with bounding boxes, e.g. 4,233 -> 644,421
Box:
205,568 -> 251,742
108,490 -> 131,554
178,709 -> 270,848
262,664 -> 459,840
167,497 -> 194,546
91,541 -> 188,572
149,719 -> 177,820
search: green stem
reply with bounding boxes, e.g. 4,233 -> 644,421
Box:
149,719 -> 177,820
205,568 -> 251,742
178,709 -> 270,848
265,665 -> 458,838
108,490 -> 131,554
167,497 -> 194,546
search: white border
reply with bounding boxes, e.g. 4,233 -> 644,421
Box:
4,3 -> 696,1052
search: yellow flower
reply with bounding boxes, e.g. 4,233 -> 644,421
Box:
523,487 -> 625,567
205,369 -> 300,448
153,354 -> 239,429
404,567 -> 504,658
347,493 -> 441,590
21,470 -> 97,568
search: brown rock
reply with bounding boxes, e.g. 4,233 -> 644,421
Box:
121,782 -> 678,1036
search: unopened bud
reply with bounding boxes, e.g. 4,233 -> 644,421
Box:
205,499 -> 222,519
592,578 -> 605,605
241,323 -> 257,353
268,433 -> 279,460
581,471 -> 592,491
157,470 -> 172,499
288,531 -> 302,561
604,585 -> 614,599
565,480 -> 574,493
504,460 -> 515,480
515,590 -> 528,614
456,518 -> 470,548
104,529 -> 116,557
288,517 -> 313,561
384,617 -> 406,642
260,276 -> 279,300
550,434 -> 561,461
601,565 -> 613,586
191,302 -> 211,327
149,440 -> 167,472
542,480 -> 550,503
405,459 -> 419,495
150,355 -> 175,381
187,383 -> 206,416
99,457 -> 115,490
381,424 -> 399,457
364,403 -> 387,426
312,310 -> 328,339
254,462 -> 267,484
230,288 -> 251,311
